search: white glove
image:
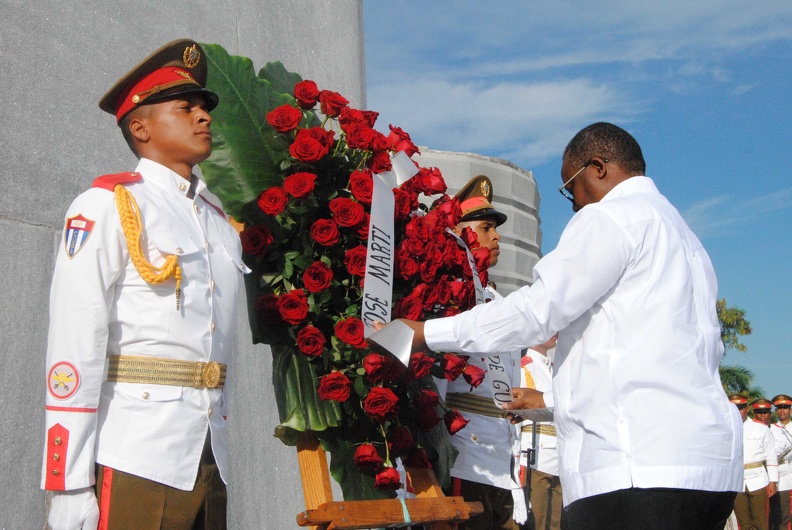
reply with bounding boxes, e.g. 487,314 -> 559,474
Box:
48,487 -> 99,530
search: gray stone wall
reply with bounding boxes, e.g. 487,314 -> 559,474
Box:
414,149 -> 543,296
0,1 -> 363,528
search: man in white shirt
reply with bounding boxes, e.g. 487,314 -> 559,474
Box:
520,335 -> 561,530
731,395 -> 778,530
42,40 -> 246,529
770,394 -> 792,530
376,122 -> 743,530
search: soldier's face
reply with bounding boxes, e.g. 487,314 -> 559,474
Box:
777,406 -> 791,423
454,218 -> 501,267
142,95 -> 213,168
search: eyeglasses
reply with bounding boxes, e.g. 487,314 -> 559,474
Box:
558,159 -> 608,204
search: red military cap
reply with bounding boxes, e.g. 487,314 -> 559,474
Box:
728,394 -> 749,406
99,39 -> 218,123
751,398 -> 773,412
454,175 -> 507,226
773,394 -> 792,407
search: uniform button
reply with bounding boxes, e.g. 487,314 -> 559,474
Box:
176,247 -> 184,255
53,454 -> 60,461
194,203 -> 199,212
54,437 -> 62,446
471,434 -> 478,442
205,241 -> 210,251
211,322 -> 216,333
210,280 -> 215,292
208,407 -> 213,417
142,392 -> 150,400
179,182 -> 188,192
52,470 -> 60,476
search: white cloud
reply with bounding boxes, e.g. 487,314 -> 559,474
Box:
682,188 -> 792,238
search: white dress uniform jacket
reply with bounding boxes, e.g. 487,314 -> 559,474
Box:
771,422 -> 792,491
42,158 -> 247,491
742,418 -> 779,492
437,288 -> 523,491
425,176 -> 744,506
520,348 -> 558,477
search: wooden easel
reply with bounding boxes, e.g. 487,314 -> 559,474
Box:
295,432 -> 483,529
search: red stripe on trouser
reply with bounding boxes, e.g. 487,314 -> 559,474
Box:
98,467 -> 114,530
452,477 -> 462,497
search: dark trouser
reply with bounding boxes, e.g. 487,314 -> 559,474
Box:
530,469 -> 562,530
95,436 -> 226,530
562,487 -> 736,530
769,489 -> 790,530
446,477 -> 520,530
735,486 -> 769,530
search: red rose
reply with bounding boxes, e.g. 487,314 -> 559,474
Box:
329,197 -> 365,227
334,317 -> 367,348
444,243 -> 467,270
419,246 -> 444,283
404,448 -> 431,469
355,213 -> 370,240
303,261 -> 333,293
344,123 -> 376,150
369,130 -> 389,151
419,284 -> 439,310
353,443 -> 384,473
344,245 -> 368,277
472,247 -> 491,272
392,187 -> 413,220
368,150 -> 392,173
459,226 -> 479,249
450,280 -> 476,310
319,90 -> 349,117
317,371 -> 352,402
462,364 -> 486,388
435,277 -> 452,305
361,110 -> 379,128
416,389 -> 441,431
294,80 -> 320,109
349,170 -> 374,205
296,325 -> 326,357
408,352 -> 433,379
396,254 -> 419,281
413,167 -> 446,195
394,294 -> 423,320
258,186 -> 288,215
374,466 -> 402,490
277,290 -> 309,325
310,218 -> 340,247
363,354 -> 402,383
433,196 -> 462,228
289,127 -> 334,163
266,104 -> 302,133
240,224 -> 273,256
404,215 -> 430,242
388,426 -> 415,454
400,237 -> 424,257
338,106 -> 367,129
254,293 -> 282,325
444,409 -> 470,435
441,354 -> 466,381
283,172 -> 317,198
387,125 -> 420,157
364,387 -> 400,423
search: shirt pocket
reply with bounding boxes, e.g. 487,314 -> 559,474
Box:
146,230 -> 202,262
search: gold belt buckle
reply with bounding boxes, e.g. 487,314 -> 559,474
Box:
201,361 -> 222,389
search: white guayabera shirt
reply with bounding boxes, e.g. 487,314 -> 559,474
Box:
425,176 -> 744,507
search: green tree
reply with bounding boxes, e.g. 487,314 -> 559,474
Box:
716,298 -> 762,396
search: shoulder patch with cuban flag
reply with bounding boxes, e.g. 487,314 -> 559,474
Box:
64,214 -> 95,258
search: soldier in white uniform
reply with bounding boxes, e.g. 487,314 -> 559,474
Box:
730,394 -> 779,530
42,39 -> 247,529
439,175 -> 524,530
519,335 -> 561,530
770,394 -> 792,530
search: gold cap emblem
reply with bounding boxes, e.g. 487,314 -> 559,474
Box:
480,180 -> 490,197
183,44 -> 200,68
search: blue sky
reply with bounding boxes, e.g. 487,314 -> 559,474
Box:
363,1 -> 792,396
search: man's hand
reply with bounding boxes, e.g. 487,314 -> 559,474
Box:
768,481 -> 778,496
371,318 -> 427,353
502,388 -> 546,411
48,487 -> 99,530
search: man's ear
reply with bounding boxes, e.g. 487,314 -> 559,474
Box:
128,116 -> 149,144
590,156 -> 609,180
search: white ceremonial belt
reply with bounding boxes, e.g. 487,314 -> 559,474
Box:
107,354 -> 226,389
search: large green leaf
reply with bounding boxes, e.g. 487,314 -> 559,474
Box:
198,44 -> 295,218
271,344 -> 345,446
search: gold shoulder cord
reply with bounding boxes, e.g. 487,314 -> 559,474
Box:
114,185 -> 182,309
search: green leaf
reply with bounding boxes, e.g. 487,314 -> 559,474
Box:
198,44 -> 295,218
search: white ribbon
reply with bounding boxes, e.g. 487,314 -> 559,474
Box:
361,151 -> 418,343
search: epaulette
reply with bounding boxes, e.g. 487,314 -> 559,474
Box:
92,171 -> 143,191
